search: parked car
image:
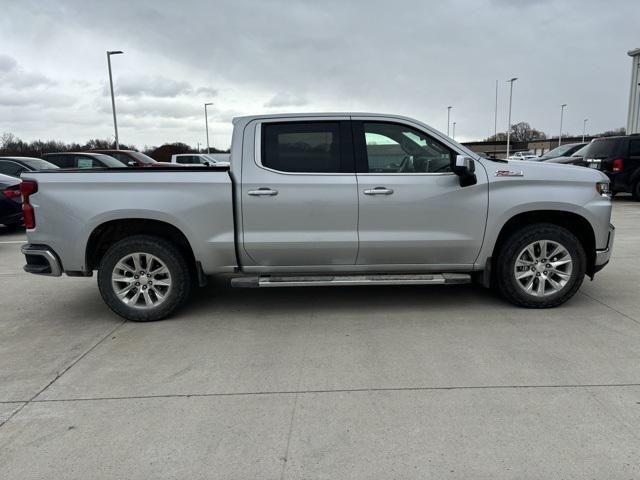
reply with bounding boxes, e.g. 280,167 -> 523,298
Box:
170,153 -> 230,166
20,112 -> 614,321
0,157 -> 58,178
536,142 -> 587,161
42,152 -> 125,169
0,173 -> 22,227
545,144 -> 589,166
86,149 -> 178,168
581,135 -> 640,199
88,150 -> 156,167
508,151 -> 538,161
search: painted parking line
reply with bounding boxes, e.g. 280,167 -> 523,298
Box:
0,241 -> 26,244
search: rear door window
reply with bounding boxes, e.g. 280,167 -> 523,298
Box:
261,122 -> 344,173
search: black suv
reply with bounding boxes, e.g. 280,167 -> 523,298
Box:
582,135 -> 640,199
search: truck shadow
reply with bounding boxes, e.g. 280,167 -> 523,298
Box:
184,280 -> 509,319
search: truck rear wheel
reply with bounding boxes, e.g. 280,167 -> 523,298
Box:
97,235 -> 192,321
495,224 -> 586,308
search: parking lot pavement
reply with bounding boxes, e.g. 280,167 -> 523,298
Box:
1,201 -> 640,479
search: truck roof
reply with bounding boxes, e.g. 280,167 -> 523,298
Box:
232,112 -> 420,124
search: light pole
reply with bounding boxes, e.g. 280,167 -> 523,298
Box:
452,122 -> 456,140
493,79 -> 498,139
559,103 -> 567,147
106,50 -> 124,149
204,102 -> 213,153
447,106 -> 452,136
582,118 -> 588,142
506,77 -> 517,158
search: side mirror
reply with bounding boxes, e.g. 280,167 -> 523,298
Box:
127,161 -> 137,167
202,160 -> 211,166
453,155 -> 477,187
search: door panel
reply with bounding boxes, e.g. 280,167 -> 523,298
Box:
353,120 -> 488,266
356,173 -> 487,265
241,119 -> 358,267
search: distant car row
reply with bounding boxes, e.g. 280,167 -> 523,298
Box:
507,142 -> 587,163
506,135 -> 640,199
0,151 -> 230,179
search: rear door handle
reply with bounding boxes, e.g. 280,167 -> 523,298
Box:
363,187 -> 394,196
248,187 -> 278,196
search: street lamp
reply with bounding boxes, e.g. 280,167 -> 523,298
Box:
447,106 -> 452,136
493,80 -> 498,140
452,122 -> 456,140
559,103 -> 567,147
106,50 -> 124,149
204,102 -> 213,153
506,77 -> 518,158
582,118 -> 588,142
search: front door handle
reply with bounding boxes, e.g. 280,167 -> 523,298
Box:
248,187 -> 278,196
363,187 -> 394,196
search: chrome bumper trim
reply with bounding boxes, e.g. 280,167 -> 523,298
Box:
595,224 -> 615,266
21,244 -> 63,277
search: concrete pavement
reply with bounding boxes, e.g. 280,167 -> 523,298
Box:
0,201 -> 639,479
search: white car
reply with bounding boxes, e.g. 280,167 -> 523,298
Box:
508,151 -> 539,161
170,153 -> 230,166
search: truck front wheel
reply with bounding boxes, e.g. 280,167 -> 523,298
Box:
97,235 -> 192,321
495,224 -> 586,308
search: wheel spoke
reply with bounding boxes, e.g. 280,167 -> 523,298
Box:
550,269 -> 571,280
536,277 -> 546,296
516,270 -> 534,280
115,283 -> 136,298
113,274 -> 135,284
116,261 -> 136,274
546,276 -> 563,291
132,254 -> 142,272
550,258 -> 571,268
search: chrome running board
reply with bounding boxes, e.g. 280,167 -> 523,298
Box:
231,273 -> 471,288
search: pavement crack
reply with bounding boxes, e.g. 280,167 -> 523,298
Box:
580,291 -> 640,326
0,320 -> 126,430
25,382 -> 640,404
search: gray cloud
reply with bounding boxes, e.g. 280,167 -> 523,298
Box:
264,92 -> 308,108
0,54 -> 53,88
0,0 -> 638,148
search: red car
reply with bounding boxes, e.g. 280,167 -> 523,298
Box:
88,150 -> 177,167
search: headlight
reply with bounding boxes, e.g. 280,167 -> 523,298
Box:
596,182 -> 611,197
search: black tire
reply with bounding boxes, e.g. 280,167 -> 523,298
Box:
97,235 -> 192,321
495,223 -> 586,308
632,181 -> 640,201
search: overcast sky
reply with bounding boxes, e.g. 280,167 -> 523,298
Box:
1,0 -> 638,149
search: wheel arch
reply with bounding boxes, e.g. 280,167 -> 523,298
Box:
490,210 -> 596,280
85,218 -> 197,275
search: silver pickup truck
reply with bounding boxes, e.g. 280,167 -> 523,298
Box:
20,113 -> 615,321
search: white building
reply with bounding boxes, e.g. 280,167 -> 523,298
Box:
628,48 -> 640,135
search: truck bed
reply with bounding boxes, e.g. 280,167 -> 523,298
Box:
21,166 -> 238,275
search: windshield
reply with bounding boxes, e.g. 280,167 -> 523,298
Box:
93,154 -> 127,167
582,139 -> 618,159
130,151 -> 156,164
540,144 -> 577,159
21,158 -> 59,170
571,145 -> 589,157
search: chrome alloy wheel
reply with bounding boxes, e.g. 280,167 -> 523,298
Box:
111,252 -> 172,309
513,240 -> 573,297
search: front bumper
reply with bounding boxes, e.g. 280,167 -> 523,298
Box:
21,244 -> 62,276
594,223 -> 615,269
